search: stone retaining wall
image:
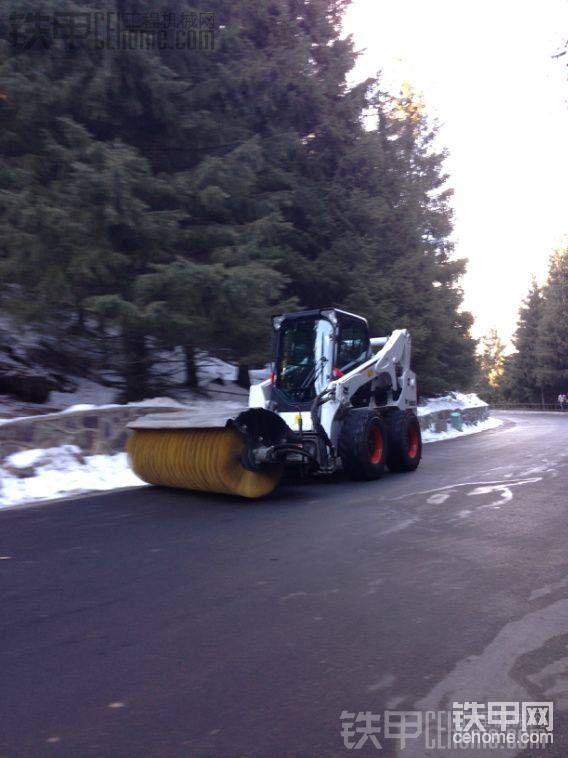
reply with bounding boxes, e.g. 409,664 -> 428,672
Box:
0,406 -> 181,460
0,403 -> 490,462
417,404 -> 490,433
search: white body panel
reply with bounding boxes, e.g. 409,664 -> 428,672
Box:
278,411 -> 314,433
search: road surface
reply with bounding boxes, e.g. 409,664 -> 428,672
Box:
1,412 -> 567,757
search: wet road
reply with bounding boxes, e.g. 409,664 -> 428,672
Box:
1,412 -> 567,757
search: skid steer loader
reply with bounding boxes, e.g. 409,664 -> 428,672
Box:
127,308 -> 422,497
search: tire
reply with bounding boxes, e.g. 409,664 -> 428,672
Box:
338,409 -> 388,480
384,410 -> 422,472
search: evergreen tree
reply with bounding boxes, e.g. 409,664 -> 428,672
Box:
0,115 -> 181,398
1,0 -> 296,397
536,249 -> 568,398
0,0 -> 478,401
477,328 -> 506,402
339,87 -> 477,394
507,279 -> 544,402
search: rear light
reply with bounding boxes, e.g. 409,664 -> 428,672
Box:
332,367 -> 344,379
270,371 -> 276,385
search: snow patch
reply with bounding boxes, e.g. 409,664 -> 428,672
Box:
195,353 -> 238,384
59,397 -> 185,414
58,404 -> 98,414
422,416 -> 502,443
418,392 -> 487,415
6,445 -> 83,471
49,377 -> 120,409
249,366 -> 271,383
0,449 -> 145,508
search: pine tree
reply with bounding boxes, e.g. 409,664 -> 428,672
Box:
476,329 -> 507,402
0,0 -> 297,396
0,115 -> 182,399
508,279 -> 544,402
0,0 -> 479,402
339,86 -> 477,394
536,249 -> 568,399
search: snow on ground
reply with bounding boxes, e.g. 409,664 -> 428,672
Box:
49,377 -> 120,409
418,392 -> 487,414
0,414 -> 502,509
421,415 -> 503,443
249,366 -> 271,383
1,352 -> 249,421
0,447 -> 145,508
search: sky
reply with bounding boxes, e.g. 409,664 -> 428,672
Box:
343,0 -> 568,346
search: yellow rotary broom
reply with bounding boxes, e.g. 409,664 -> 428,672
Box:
127,416 -> 284,499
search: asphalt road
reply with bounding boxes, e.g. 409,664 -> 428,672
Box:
1,412 -> 567,758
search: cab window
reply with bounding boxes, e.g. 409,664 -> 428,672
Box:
276,317 -> 333,402
337,322 -> 369,372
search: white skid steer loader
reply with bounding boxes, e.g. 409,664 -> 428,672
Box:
127,308 -> 422,498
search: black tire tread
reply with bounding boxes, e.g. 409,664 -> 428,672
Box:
338,409 -> 387,480
384,409 -> 422,472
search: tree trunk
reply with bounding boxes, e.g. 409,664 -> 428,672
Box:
183,345 -> 199,389
122,325 -> 149,401
236,363 -> 250,389
77,304 -> 85,329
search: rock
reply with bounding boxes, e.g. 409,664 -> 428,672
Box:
3,461 -> 37,478
0,370 -> 51,403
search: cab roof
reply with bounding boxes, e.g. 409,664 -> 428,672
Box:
272,308 -> 368,329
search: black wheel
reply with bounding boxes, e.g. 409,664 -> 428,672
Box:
384,410 -> 422,472
338,409 -> 388,480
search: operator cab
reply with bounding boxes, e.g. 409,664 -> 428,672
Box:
271,308 -> 370,411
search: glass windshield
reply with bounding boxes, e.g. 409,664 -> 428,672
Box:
276,317 -> 333,402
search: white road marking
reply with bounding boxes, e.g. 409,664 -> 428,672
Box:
393,476 -> 542,502
375,518 -> 418,537
426,492 -> 453,504
281,591 -> 308,601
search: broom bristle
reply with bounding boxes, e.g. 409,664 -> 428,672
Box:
126,426 -> 283,498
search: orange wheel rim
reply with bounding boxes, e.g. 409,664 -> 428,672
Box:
408,424 -> 420,459
368,426 -> 384,464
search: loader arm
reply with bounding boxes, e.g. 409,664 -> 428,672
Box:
332,328 -> 416,409
318,328 -> 417,449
